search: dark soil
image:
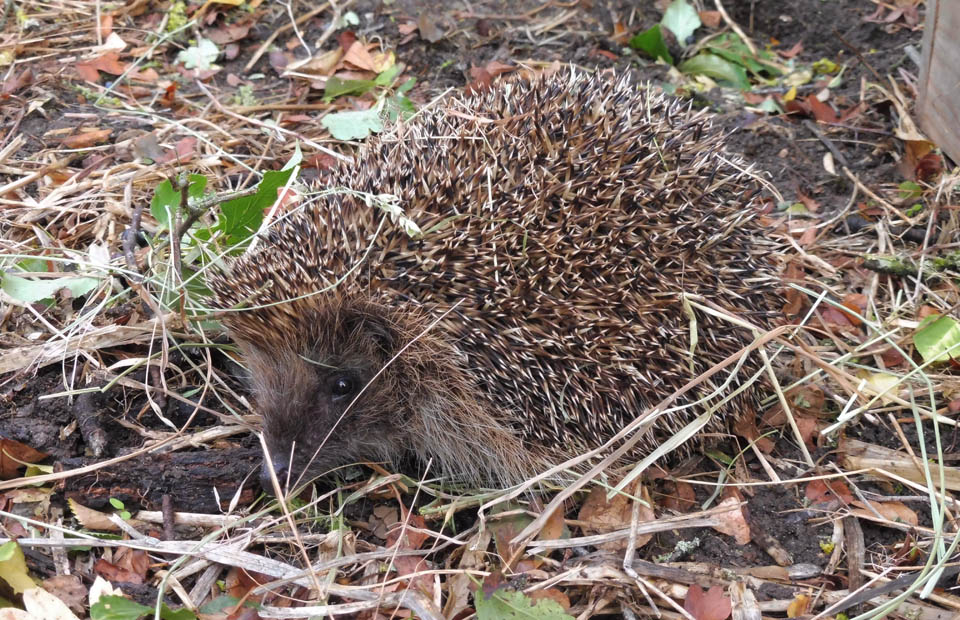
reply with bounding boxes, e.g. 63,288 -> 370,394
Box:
0,0 -> 932,602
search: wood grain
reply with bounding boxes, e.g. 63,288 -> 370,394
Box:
918,0 -> 960,163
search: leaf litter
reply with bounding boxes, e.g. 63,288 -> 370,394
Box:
0,0 -> 958,619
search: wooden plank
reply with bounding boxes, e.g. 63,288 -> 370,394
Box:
918,0 -> 960,163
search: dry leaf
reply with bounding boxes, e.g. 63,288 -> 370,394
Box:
42,576 -> 87,615
852,499 -> 919,526
684,584 -> 732,620
98,14 -> 114,39
662,480 -> 696,512
417,11 -> 445,43
711,496 -> 750,544
75,52 -> 127,82
61,129 -> 113,149
805,478 -> 853,504
856,369 -> 900,406
530,588 -> 571,610
786,593 -> 811,617
698,10 -> 722,29
839,293 -> 867,326
578,483 -> 654,551
342,40 -> 378,72
386,510 -> 429,550
0,439 -> 48,479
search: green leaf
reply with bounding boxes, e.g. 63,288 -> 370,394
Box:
661,0 -> 700,46
149,175 -> 206,231
679,52 -> 751,89
198,595 -> 260,614
90,595 -> 197,620
386,94 -> 416,122
1,273 -> 99,304
914,315 -> 960,363
108,498 -> 124,510
186,174 -> 207,200
476,588 -> 574,620
217,168 -> 296,247
0,542 -> 17,562
813,58 -> 840,74
176,38 -> 219,70
628,24 -> 673,64
16,257 -> 49,272
373,64 -> 401,86
90,596 -> 151,620
0,542 -> 35,594
150,180 -> 179,230
321,108 -> 383,140
897,181 -> 923,200
323,76 -> 375,101
396,77 -> 416,94
705,33 -> 782,77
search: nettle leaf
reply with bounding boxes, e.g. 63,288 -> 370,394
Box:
629,24 -> 673,64
150,180 -> 179,231
150,174 -> 207,231
0,542 -> 35,595
177,38 -> 219,70
90,595 -> 196,620
324,76 -> 375,101
679,53 -> 750,89
386,94 -> 416,122
218,168 -> 296,247
1,273 -> 99,304
374,63 -> 401,86
914,315 -> 960,363
322,108 -> 383,140
706,33 -> 782,77
661,0 -> 701,46
475,588 -> 574,620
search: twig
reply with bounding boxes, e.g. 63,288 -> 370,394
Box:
245,1 -> 355,72
122,198 -> 146,278
842,166 -> 917,225
194,80 -> 351,162
803,119 -> 850,168
833,29 -> 884,83
714,0 -> 757,57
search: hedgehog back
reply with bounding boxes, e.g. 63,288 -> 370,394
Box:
216,71 -> 781,460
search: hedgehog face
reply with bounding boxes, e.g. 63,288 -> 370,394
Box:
244,311 -> 407,492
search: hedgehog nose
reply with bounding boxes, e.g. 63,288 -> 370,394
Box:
259,458 -> 289,494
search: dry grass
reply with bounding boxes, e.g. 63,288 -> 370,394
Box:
0,1 -> 958,619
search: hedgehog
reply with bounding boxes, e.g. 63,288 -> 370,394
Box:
210,68 -> 782,490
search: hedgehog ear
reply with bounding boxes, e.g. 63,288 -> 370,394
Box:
346,313 -> 397,353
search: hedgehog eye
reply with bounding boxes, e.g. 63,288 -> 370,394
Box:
330,375 -> 356,399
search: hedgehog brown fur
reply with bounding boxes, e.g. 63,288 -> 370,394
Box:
210,68 -> 783,488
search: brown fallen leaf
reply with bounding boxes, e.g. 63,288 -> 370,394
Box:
0,438 -> 48,479
684,584 -> 731,620
157,136 -> 197,164
94,548 -> 149,584
418,11 -> 445,43
851,499 -> 919,527
698,10 -> 722,29
711,496 -> 750,544
805,478 -> 853,504
61,129 -> 113,149
661,480 -> 697,512
75,52 -> 127,82
1,68 -> 33,95
578,482 -> 654,551
839,293 -> 868,326
787,593 -> 811,617
530,588 -> 571,610
42,575 -> 87,615
778,41 -> 804,59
